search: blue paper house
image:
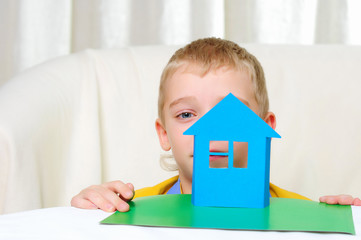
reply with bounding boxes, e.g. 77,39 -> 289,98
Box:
183,93 -> 281,208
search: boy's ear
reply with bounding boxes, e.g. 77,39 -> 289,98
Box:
155,118 -> 171,151
263,112 -> 277,130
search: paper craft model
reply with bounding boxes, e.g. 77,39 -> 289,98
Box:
184,93 -> 281,208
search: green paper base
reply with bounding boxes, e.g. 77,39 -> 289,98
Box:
101,194 -> 355,234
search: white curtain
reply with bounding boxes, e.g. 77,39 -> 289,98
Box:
1,0 -> 360,86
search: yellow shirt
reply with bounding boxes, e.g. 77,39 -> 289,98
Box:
134,175 -> 310,200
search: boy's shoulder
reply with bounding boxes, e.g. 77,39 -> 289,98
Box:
133,175 -> 310,200
134,175 -> 179,199
270,183 -> 310,200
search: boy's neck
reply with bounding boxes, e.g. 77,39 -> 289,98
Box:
179,174 -> 192,194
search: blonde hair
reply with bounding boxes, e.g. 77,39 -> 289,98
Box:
158,37 -> 269,124
158,37 -> 270,171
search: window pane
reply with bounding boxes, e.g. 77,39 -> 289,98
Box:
209,155 -> 228,168
233,142 -> 248,168
209,141 -> 228,168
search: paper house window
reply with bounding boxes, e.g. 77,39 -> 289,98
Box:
209,141 -> 229,168
233,141 -> 248,168
209,141 -> 248,168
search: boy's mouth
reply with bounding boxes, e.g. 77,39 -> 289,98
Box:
190,153 -> 228,161
209,149 -> 228,162
209,155 -> 227,161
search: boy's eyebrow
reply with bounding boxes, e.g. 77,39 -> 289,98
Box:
169,95 -> 251,109
169,96 -> 197,109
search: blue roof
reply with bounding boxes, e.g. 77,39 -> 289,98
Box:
183,93 -> 281,139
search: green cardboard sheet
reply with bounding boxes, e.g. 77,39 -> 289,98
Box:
101,194 -> 355,234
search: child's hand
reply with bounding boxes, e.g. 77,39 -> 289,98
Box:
319,195 -> 361,206
71,181 -> 135,212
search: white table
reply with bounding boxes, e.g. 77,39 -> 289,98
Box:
0,206 -> 360,240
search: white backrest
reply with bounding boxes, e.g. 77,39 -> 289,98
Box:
1,44 -> 360,214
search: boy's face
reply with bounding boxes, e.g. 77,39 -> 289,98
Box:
156,64 -> 275,193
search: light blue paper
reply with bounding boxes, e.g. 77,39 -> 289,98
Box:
184,93 -> 281,208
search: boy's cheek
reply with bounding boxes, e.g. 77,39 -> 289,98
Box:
174,135 -> 194,152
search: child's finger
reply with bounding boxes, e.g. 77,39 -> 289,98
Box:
320,194 -> 357,205
70,196 -> 98,209
103,180 -> 134,201
126,183 -> 135,200
76,186 -> 116,212
93,186 -> 130,212
126,183 -> 135,192
337,195 -> 354,205
319,195 -> 339,204
352,198 -> 361,206
83,189 -> 118,212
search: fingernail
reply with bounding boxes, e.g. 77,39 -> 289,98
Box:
125,191 -> 134,199
126,183 -> 133,190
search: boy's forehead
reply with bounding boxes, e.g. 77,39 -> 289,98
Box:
165,63 -> 246,91
177,62 -> 242,75
166,62 -> 250,88
164,64 -> 255,105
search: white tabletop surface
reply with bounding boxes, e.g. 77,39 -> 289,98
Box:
0,206 -> 360,240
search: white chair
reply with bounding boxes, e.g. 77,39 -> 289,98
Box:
1,44 -> 361,214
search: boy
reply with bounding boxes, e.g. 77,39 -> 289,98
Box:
71,38 -> 361,212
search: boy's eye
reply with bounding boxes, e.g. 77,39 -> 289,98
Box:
178,112 -> 194,119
